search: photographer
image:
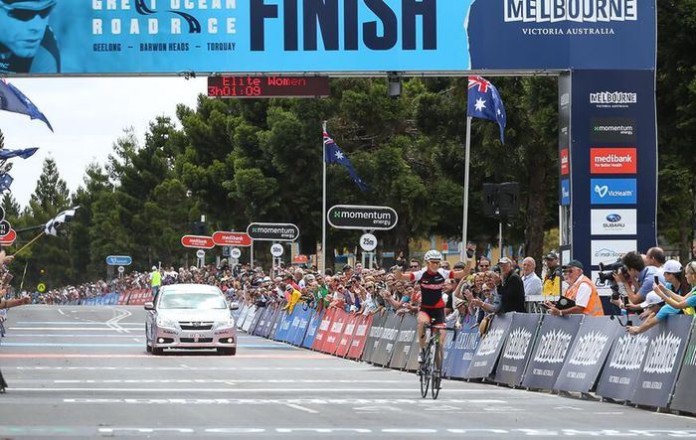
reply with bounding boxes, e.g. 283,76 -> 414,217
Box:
544,260 -> 604,316
616,251 -> 664,305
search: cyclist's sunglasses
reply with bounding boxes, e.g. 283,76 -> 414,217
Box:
4,5 -> 54,22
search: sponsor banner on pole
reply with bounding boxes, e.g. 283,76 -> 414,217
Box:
596,319 -> 658,402
670,318 -> 696,413
631,315 -> 692,408
465,313 -> 514,379
554,316 -> 622,393
361,312 -> 388,364
347,315 -> 374,360
445,316 -> 481,379
335,314 -> 360,358
495,313 -> 542,386
389,314 -> 418,370
301,310 -> 325,349
522,314 -> 584,389
371,313 -> 403,367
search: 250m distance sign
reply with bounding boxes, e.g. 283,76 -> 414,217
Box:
327,205 -> 398,231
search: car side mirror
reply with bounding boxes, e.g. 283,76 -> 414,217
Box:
230,301 -> 240,311
144,302 -> 154,310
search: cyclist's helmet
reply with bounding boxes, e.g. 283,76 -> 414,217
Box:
424,250 -> 443,262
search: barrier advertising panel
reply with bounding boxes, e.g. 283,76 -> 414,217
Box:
246,305 -> 265,335
301,309 -> 325,349
596,321 -> 657,402
268,308 -> 284,338
311,308 -> 336,351
335,314 -> 360,358
465,313 -> 513,379
495,313 -> 542,386
272,310 -> 291,341
288,308 -> 313,346
3,2 -> 655,76
347,315 -> 373,360
371,313 -> 403,367
320,310 -> 349,354
444,317 -> 481,379
670,319 -> 696,413
252,306 -> 273,337
439,330 -> 457,377
262,306 -> 282,338
554,317 -> 622,393
388,314 -> 417,370
362,312 -> 388,364
277,308 -> 299,343
631,315 -> 693,408
522,314 -> 583,390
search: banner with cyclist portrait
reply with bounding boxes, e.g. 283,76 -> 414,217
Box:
465,313 -> 513,380
522,314 -> 584,390
494,313 -> 541,386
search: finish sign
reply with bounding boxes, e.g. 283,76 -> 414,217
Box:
360,233 -> 378,252
327,205 -> 398,231
270,244 -> 284,257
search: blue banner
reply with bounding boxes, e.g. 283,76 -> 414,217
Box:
1,1 -> 656,75
301,309 -> 324,349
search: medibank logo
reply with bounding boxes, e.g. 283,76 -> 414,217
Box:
560,148 -> 569,175
504,0 -> 638,23
591,148 -> 637,174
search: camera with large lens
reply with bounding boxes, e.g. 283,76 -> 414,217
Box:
597,259 -> 629,300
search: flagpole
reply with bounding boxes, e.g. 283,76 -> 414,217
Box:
461,116 -> 473,262
321,121 -> 328,275
12,231 -> 45,257
19,260 -> 28,292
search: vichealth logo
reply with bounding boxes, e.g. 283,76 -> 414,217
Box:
591,179 -> 637,205
504,0 -> 638,23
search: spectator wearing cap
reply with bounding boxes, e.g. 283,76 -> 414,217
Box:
542,253 -> 567,297
626,291 -> 668,335
650,260 -> 696,316
0,0 -> 60,74
495,257 -> 526,313
520,257 -> 543,297
545,260 -> 604,316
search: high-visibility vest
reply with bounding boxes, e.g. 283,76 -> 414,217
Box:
564,275 -> 604,316
150,271 -> 161,287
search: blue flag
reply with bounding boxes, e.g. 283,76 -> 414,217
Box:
0,148 -> 39,160
0,80 -> 53,132
467,76 -> 506,144
0,173 -> 13,192
323,130 -> 368,192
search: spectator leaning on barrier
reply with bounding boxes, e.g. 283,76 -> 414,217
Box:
521,257 -> 542,297
617,250 -> 665,306
495,257 -> 526,313
626,291 -> 668,335
650,260 -> 696,314
545,259 -> 604,317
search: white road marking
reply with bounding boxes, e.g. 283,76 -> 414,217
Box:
57,309 -> 67,316
50,379 -> 422,384
12,387 -> 516,394
60,398 -> 506,405
284,403 -> 319,414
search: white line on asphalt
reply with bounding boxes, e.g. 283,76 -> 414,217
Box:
57,309 -> 67,316
284,403 -> 319,414
58,398 -> 508,405
14,366 -> 370,371
11,388 -> 517,393
50,379 -> 423,384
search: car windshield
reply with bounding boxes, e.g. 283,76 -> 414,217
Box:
158,293 -> 227,310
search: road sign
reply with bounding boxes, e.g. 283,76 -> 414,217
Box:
105,255 -> 132,266
117,266 -> 125,274
270,243 -> 284,257
212,231 -> 252,247
37,283 -> 46,293
196,249 -> 206,259
360,233 -> 378,252
327,205 -> 398,231
230,248 -> 242,259
0,229 -> 16,246
0,220 -> 11,236
181,235 -> 216,249
247,223 -> 300,242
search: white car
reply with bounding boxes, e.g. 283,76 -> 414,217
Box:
145,284 -> 238,355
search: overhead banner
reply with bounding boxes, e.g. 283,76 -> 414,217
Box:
522,314 -> 583,390
3,1 -> 656,76
465,313 -> 513,380
554,317 -> 622,393
494,313 -> 541,386
670,319 -> 696,413
631,315 -> 692,409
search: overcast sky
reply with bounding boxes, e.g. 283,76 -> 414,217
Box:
1,77 -> 208,209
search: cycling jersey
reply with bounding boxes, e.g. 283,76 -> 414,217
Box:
407,268 -> 453,309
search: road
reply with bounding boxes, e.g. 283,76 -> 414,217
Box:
0,305 -> 695,439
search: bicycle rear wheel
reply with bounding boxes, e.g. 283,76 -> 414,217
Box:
431,344 -> 442,400
419,346 -> 431,398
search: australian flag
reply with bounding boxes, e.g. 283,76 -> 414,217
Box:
323,131 -> 368,192
0,173 -> 13,193
467,76 -> 506,144
0,147 -> 39,160
0,80 -> 53,132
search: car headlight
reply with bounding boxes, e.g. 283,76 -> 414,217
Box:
215,317 -> 236,330
156,316 -> 178,329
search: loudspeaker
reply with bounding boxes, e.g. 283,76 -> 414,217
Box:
498,182 -> 520,217
482,183 -> 500,218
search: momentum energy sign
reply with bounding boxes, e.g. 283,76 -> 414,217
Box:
0,1 -> 654,75
327,205 -> 398,231
208,76 -> 330,98
247,223 -> 299,242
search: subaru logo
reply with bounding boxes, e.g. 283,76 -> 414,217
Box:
606,214 -> 622,223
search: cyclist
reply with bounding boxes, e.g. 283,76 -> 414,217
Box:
395,250 -> 469,364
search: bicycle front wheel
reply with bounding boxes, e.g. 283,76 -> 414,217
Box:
431,343 -> 442,399
419,348 -> 431,398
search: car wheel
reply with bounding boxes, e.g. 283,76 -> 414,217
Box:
146,342 -> 152,353
218,348 -> 236,356
152,346 -> 164,355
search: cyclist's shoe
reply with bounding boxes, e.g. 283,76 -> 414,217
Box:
417,349 -> 426,364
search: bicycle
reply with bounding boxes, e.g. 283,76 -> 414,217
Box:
418,323 -> 455,400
